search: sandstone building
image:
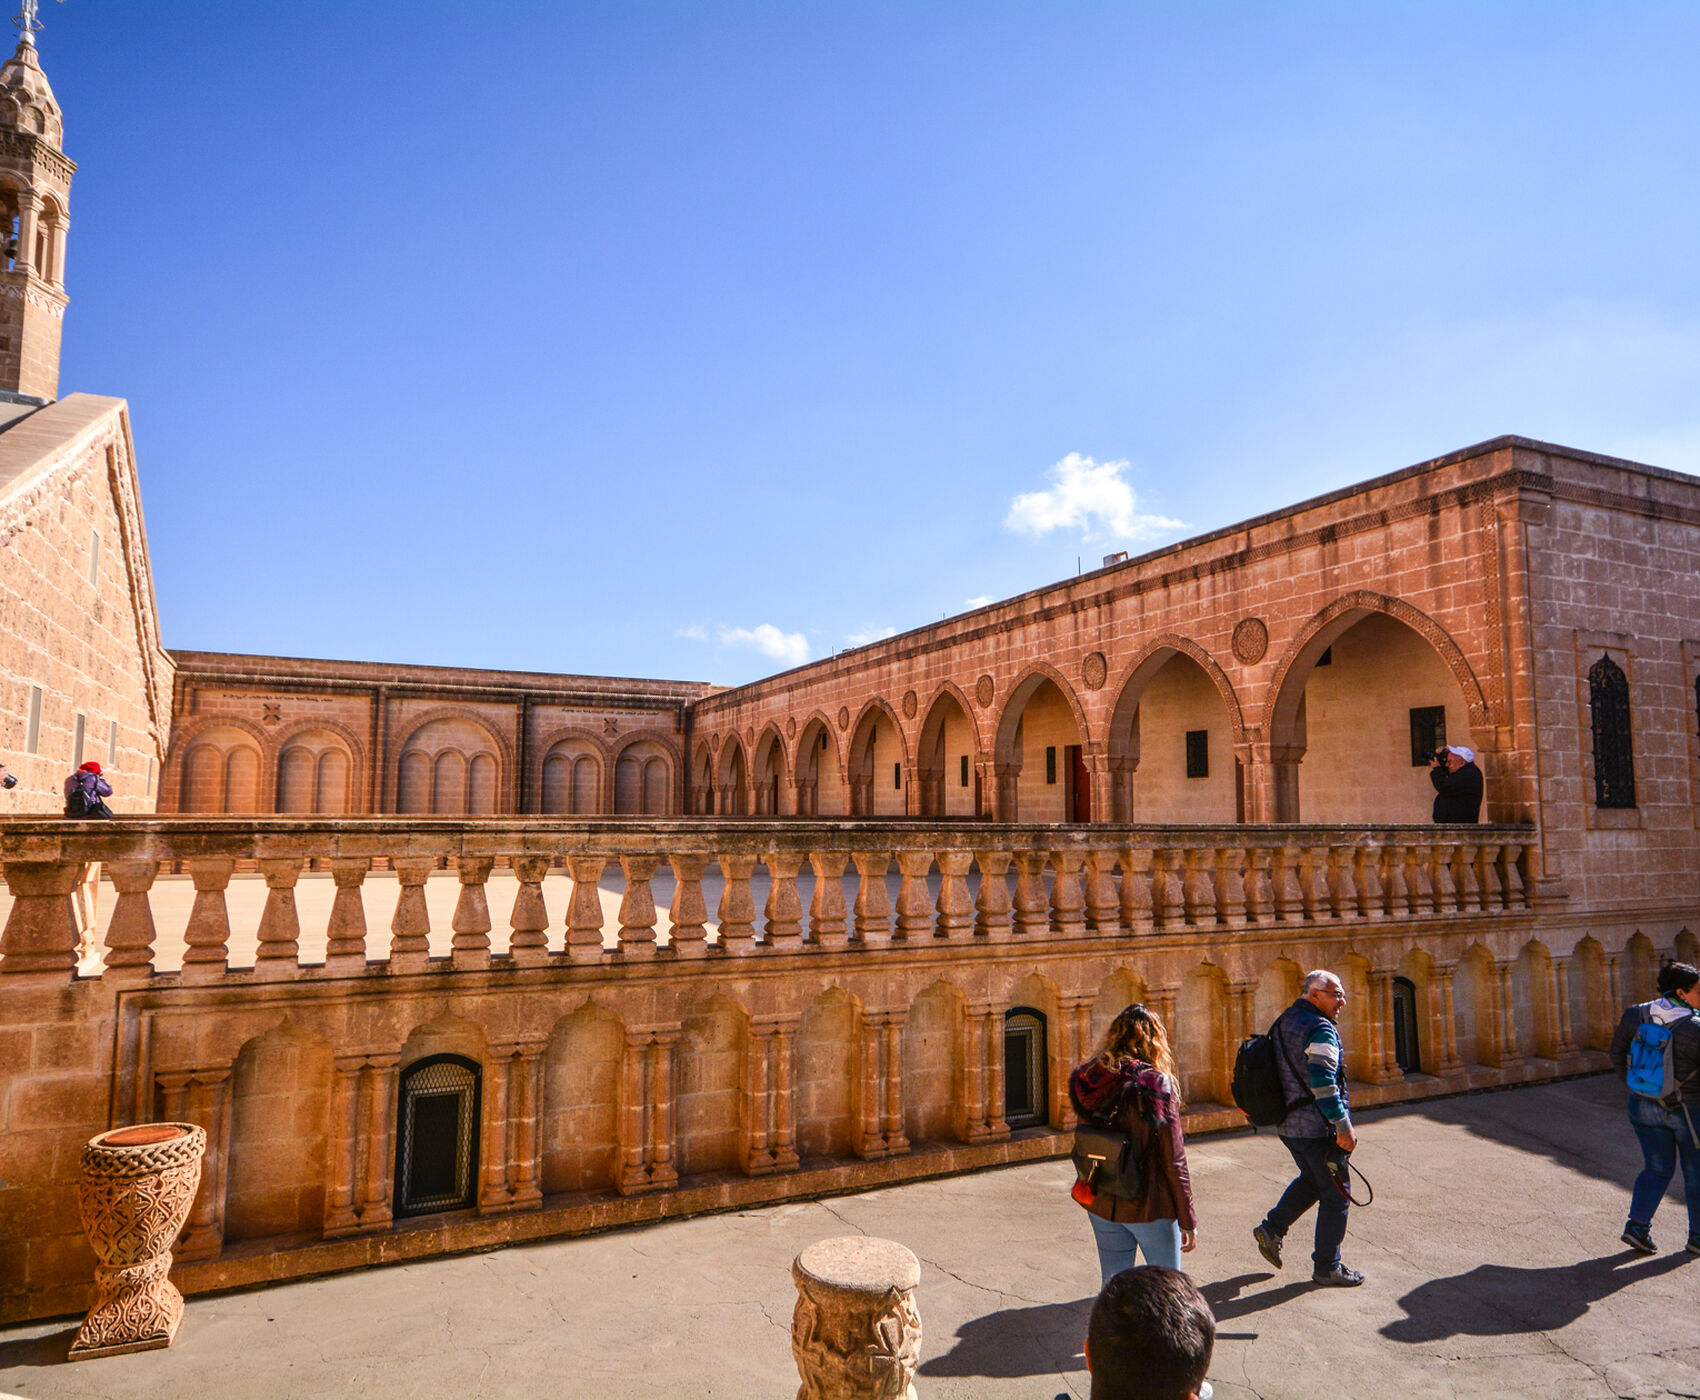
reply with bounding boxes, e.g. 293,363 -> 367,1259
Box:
2,30 -> 1698,1328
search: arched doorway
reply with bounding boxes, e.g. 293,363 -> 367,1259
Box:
848,705 -> 907,816
1106,648 -> 1240,823
917,688 -> 979,818
793,718 -> 845,816
1391,976 -> 1421,1074
751,730 -> 786,815
994,672 -> 1086,822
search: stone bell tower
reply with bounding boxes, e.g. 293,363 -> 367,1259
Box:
0,15 -> 70,403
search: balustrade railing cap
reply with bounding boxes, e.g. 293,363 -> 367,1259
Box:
794,1236 -> 921,1295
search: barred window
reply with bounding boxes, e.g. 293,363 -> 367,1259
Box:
1589,655 -> 1636,809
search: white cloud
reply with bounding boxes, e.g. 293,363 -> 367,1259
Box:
963,595 -> 992,609
719,623 -> 810,667
675,624 -> 709,641
1004,453 -> 1186,543
845,624 -> 898,647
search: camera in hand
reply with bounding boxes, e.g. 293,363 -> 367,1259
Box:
0,772 -> 15,789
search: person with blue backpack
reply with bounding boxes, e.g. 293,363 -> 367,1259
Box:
1610,960 -> 1700,1255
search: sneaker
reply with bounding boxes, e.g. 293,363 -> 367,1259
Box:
1312,1263 -> 1366,1287
1622,1223 -> 1656,1255
1685,1234 -> 1700,1257
1252,1224 -> 1283,1270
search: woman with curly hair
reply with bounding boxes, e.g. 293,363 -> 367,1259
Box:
1069,1003 -> 1199,1282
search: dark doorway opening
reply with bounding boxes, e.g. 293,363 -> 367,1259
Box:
1066,745 -> 1090,822
1005,1008 -> 1049,1127
394,1054 -> 481,1218
1392,977 -> 1421,1074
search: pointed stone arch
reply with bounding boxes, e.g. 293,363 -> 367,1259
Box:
715,734 -> 750,815
992,663 -> 1092,821
793,711 -> 845,816
1105,636 -> 1246,822
916,681 -> 982,818
751,722 -> 790,815
848,696 -> 909,817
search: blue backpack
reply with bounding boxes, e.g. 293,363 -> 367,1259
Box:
1626,1003 -> 1696,1104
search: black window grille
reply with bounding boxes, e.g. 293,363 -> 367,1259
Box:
1185,730 -> 1209,779
394,1054 -> 481,1218
1045,747 -> 1057,785
1409,706 -> 1447,766
1004,1008 -> 1048,1128
1391,977 -> 1421,1074
1589,655 -> 1636,809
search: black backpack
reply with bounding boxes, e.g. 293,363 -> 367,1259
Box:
64,784 -> 91,818
1231,1012 -> 1310,1128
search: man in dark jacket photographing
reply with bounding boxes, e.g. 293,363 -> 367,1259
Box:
1429,744 -> 1482,822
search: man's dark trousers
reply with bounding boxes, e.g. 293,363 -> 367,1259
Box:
1262,1135 -> 1349,1270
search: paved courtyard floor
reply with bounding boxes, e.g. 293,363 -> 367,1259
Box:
3,1075 -> 1698,1399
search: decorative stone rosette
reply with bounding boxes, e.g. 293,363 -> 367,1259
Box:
792,1236 -> 922,1400
70,1123 -> 206,1361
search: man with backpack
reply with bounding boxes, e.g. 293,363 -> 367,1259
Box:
1248,970 -> 1365,1286
1609,961 -> 1700,1254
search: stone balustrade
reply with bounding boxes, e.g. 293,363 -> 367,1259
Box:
0,817 -> 1539,981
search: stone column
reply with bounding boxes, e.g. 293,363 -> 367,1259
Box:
791,1236 -> 921,1400
177,1068 -> 232,1260
254,857 -> 304,978
388,857 -> 435,973
618,1035 -> 649,1194
985,1011 -> 1008,1140
507,855 -> 550,967
743,1021 -> 774,1175
855,1015 -> 885,1159
1552,957 -> 1577,1055
323,1054 -> 365,1237
102,860 -> 160,984
479,1042 -> 515,1213
807,851 -> 850,949
325,858 -> 371,974
451,856 -> 495,971
771,1019 -> 800,1172
180,859 -> 234,984
647,1028 -> 680,1189
881,1014 -> 909,1155
962,1005 -> 989,1141
508,1040 -> 546,1211
1062,997 -> 1093,1128
356,1054 -> 400,1230
1433,965 -> 1462,1073
1496,962 -> 1524,1067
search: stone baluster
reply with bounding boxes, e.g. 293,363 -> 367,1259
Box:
716,854 -> 759,954
647,1028 -> 681,1190
1494,844 -> 1519,911
254,857 -> 304,978
1397,845 -> 1422,917
102,859 -> 160,983
1011,852 -> 1048,936
771,1019 -> 800,1172
1147,849 -> 1174,931
1213,846 -> 1246,926
564,855 -> 608,963
1350,847 -> 1376,920
852,852 -> 893,947
1242,848 -> 1270,925
507,855 -> 550,967
881,1014 -> 909,1154
763,850 -> 805,950
1081,850 -> 1117,933
972,851 -> 1013,940
1270,846 -> 1301,923
1551,957 -> 1577,1055
790,1237 -> 922,1400
1472,844 -> 1498,914
894,852 -> 934,942
1432,964 -> 1462,1073
855,1016 -> 885,1159
508,1040 -> 546,1210
1322,847 -> 1351,921
934,852 -> 974,941
1375,846 -> 1401,919
323,1054 -> 365,1237
0,859 -> 86,978
1449,844 -> 1476,914
1294,848 -> 1321,924
667,853 -> 711,958
479,1042 -> 516,1212
1424,845 -> 1451,916
1179,849 -> 1209,927
174,858 -> 234,983
962,1005 -> 988,1141
806,851 -> 849,949
356,1054 -> 399,1230
1118,848 -> 1153,933
1048,850 -> 1086,937
324,857 -> 370,973
616,855 -> 660,959
450,856 -> 495,971
388,857 -> 435,973
177,1068 -> 232,1260
984,1008 -> 1008,1139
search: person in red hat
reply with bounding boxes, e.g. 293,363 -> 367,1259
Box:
63,759 -> 113,819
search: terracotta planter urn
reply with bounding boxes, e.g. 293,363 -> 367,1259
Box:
791,1235 -> 922,1400
70,1122 -> 207,1361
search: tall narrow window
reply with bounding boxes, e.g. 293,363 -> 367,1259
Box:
1045,746 -> 1057,785
1589,655 -> 1636,808
893,761 -> 902,790
1409,706 -> 1447,766
107,720 -> 118,767
959,754 -> 969,787
1185,730 -> 1209,779
87,529 -> 101,587
394,1055 -> 481,1218
25,684 -> 41,754
1004,1008 -> 1048,1128
71,712 -> 85,769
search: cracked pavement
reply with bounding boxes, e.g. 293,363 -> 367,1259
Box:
3,1075 -> 1698,1399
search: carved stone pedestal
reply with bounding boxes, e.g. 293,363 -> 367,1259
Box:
791,1235 -> 922,1400
70,1123 -> 206,1361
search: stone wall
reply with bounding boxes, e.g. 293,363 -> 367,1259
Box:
0,395 -> 171,814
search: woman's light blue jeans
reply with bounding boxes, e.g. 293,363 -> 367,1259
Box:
1087,1211 -> 1182,1283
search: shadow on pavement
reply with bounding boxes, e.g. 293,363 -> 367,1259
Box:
918,1296 -> 1092,1378
0,1326 -> 74,1368
1199,1271 -> 1315,1325
1382,1250 -> 1693,1342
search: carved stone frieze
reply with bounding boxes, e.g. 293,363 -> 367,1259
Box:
1232,617 -> 1269,664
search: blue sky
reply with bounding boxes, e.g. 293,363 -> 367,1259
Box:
42,2 -> 1700,685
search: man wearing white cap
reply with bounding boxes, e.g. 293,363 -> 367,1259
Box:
1429,745 -> 1483,822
